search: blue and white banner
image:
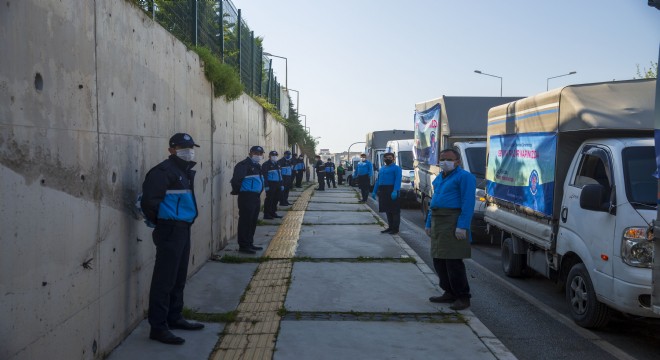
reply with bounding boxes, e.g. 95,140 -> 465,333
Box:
414,104 -> 440,165
486,132 -> 557,216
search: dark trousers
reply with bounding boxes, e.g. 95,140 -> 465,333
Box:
237,192 -> 260,247
326,173 -> 336,187
149,222 -> 191,331
280,176 -> 292,204
433,258 -> 471,300
358,175 -> 370,201
264,182 -> 281,215
305,170 -> 310,182
386,208 -> 401,231
338,173 -> 344,185
295,171 -> 304,187
316,172 -> 325,190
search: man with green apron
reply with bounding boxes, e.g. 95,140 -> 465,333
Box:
424,149 -> 476,310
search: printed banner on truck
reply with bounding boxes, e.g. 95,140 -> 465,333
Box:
486,132 -> 557,216
414,104 -> 440,165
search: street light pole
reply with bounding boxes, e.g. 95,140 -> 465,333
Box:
288,88 -> 299,115
263,52 -> 287,90
299,114 -> 307,130
546,71 -> 577,91
347,141 -> 366,163
474,70 -> 503,96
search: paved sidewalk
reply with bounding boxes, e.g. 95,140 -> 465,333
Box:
107,183 -> 516,360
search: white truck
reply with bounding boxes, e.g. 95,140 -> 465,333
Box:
413,96 -> 521,239
385,139 -> 416,202
365,130 -> 414,187
484,79 -> 659,328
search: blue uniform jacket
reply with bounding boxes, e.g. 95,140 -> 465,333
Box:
324,161 -> 335,173
373,163 -> 402,192
262,160 -> 283,183
355,160 -> 373,177
278,157 -> 293,177
230,157 -> 264,194
141,155 -> 198,224
425,166 -> 476,229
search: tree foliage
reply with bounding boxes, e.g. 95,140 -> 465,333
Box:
636,61 -> 658,79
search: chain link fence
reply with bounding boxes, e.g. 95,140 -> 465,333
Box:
132,0 -> 283,111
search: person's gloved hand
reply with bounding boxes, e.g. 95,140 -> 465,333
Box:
265,187 -> 270,192
391,191 -> 398,200
425,227 -> 431,237
455,228 -> 467,240
371,192 -> 377,200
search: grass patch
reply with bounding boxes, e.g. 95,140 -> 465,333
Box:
214,255 -> 270,263
192,46 -> 243,101
277,306 -> 288,317
182,308 -> 238,323
355,256 -> 417,264
292,256 -> 313,262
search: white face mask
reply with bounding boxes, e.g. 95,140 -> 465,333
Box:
360,158 -> 366,162
251,155 -> 263,163
176,148 -> 195,162
271,156 -> 278,162
438,160 -> 456,172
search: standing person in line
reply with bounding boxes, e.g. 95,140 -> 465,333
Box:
278,150 -> 294,206
314,155 -> 326,191
230,146 -> 266,255
140,133 -> 205,345
305,162 -> 310,183
355,153 -> 373,203
371,152 -> 402,234
262,151 -> 284,219
337,162 -> 345,185
295,154 -> 306,188
290,153 -> 299,188
424,149 -> 476,311
324,157 -> 337,188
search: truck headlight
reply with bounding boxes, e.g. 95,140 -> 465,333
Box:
402,176 -> 411,183
621,227 -> 654,268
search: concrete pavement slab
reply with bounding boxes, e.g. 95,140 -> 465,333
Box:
296,225 -> 406,258
184,262 -> 258,313
285,262 -> 442,313
303,211 -> 378,224
311,192 -> 356,198
306,203 -> 366,211
308,197 -> 360,203
274,321 -> 495,360
217,225 -> 278,258
106,320 -> 223,360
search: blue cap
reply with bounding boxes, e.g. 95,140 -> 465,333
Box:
250,146 -> 264,154
284,150 -> 291,155
269,150 -> 279,156
169,133 -> 200,148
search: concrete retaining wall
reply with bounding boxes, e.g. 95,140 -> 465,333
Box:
0,0 -> 289,358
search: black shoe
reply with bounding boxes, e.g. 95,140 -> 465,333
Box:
168,319 -> 205,331
263,215 -> 274,220
429,293 -> 456,303
272,214 -> 283,218
238,247 -> 256,254
358,200 -> 366,203
389,230 -> 399,235
449,298 -> 471,310
150,329 -> 185,345
380,228 -> 391,233
251,245 -> 263,250
333,186 -> 337,188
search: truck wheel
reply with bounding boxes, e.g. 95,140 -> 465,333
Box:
501,237 -> 525,277
565,263 -> 611,329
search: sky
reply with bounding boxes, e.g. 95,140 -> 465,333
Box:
233,0 -> 660,154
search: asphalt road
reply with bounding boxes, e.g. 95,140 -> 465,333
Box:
367,198 -> 660,360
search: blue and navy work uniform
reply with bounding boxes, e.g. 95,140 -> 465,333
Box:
278,156 -> 293,205
231,157 -> 264,248
425,165 -> 475,231
262,159 -> 283,217
294,157 -> 306,187
314,159 -> 326,190
324,161 -> 336,188
372,162 -> 402,231
141,154 -> 198,331
355,159 -> 373,201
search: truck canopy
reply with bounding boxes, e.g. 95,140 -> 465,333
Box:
486,79 -> 656,219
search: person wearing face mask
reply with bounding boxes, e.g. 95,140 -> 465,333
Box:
262,151 -> 284,219
324,158 -> 337,188
278,151 -> 294,206
314,155 -> 326,191
294,154 -> 306,188
424,149 -> 476,311
355,153 -> 373,203
140,133 -> 204,345
230,146 -> 266,254
371,152 -> 402,234
337,162 -> 346,185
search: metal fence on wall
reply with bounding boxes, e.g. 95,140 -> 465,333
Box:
133,0 -> 282,111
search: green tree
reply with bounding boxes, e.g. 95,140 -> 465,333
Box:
636,61 -> 658,79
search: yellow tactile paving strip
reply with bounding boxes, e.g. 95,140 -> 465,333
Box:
211,187 -> 314,360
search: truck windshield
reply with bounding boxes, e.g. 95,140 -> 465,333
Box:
399,151 -> 414,170
464,147 -> 486,178
622,146 -> 656,208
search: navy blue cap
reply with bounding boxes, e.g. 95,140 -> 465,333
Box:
250,146 -> 264,154
169,133 -> 200,148
284,150 -> 291,155
269,150 -> 278,156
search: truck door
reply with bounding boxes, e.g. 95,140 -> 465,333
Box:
560,145 -> 616,299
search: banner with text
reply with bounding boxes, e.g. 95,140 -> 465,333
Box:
414,104 -> 440,165
486,132 -> 557,216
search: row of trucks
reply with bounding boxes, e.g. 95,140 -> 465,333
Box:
412,78 -> 660,328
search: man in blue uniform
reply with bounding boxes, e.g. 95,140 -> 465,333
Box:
141,133 -> 205,345
278,151 -> 294,206
231,146 -> 266,255
324,158 -> 337,188
424,149 -> 476,311
294,154 -> 306,188
262,150 -> 284,219
355,153 -> 373,203
314,155 -> 326,191
372,152 -> 402,234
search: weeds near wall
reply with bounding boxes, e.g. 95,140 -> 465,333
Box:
193,46 -> 243,102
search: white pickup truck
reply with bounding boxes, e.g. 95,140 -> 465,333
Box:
484,79 -> 659,328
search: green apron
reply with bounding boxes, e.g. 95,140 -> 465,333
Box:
430,208 -> 471,259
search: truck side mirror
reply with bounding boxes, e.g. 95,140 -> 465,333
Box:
579,184 -> 609,212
